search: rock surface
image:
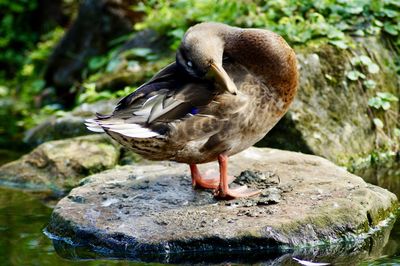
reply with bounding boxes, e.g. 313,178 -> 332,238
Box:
24,100 -> 117,147
0,135 -> 119,194
259,36 -> 399,166
47,147 -> 397,261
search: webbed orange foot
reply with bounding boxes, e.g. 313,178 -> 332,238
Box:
214,185 -> 261,199
214,154 -> 260,199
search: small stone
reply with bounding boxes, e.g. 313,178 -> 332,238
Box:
67,195 -> 86,204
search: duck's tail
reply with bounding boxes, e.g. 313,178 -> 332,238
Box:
84,114 -> 160,138
84,118 -> 105,133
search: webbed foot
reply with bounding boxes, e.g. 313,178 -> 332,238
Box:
214,185 -> 261,199
214,154 -> 260,199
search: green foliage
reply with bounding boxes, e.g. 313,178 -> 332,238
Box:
346,70 -> 366,81
136,0 -> 400,52
75,35 -> 167,106
17,27 -> 65,104
0,0 -> 39,77
346,55 -> 380,82
367,91 -> 399,143
0,27 -> 65,147
368,92 -> 399,110
77,83 -> 134,104
77,83 -> 113,104
351,55 -> 380,74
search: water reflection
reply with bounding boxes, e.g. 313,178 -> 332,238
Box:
356,160 -> 400,196
51,216 -> 395,265
0,188 -> 142,266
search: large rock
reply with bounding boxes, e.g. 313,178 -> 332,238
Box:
46,147 -> 397,262
0,135 -> 120,195
259,36 -> 399,167
24,100 -> 117,147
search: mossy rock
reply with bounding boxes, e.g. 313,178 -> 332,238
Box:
259,36 -> 399,167
0,135 -> 120,195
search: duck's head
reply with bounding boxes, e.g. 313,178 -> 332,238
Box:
176,23 -> 238,95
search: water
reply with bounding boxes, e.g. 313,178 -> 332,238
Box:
0,158 -> 399,265
0,188 -> 144,266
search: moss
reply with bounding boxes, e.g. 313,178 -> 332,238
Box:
275,198 -> 397,246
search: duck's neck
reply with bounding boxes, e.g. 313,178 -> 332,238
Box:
223,28 -> 298,108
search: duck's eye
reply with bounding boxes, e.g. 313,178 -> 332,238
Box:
187,61 -> 193,67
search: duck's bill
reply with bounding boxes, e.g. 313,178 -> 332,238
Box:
209,62 -> 238,95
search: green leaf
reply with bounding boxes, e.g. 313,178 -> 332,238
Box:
377,92 -> 399,102
106,58 -> 121,72
382,8 -> 397,18
373,19 -> 383,27
363,79 -> 377,89
394,128 -> 400,137
346,6 -> 364,14
368,97 -> 382,109
383,23 -> 398,35
0,86 -> 8,97
367,63 -> 380,74
327,28 -> 345,39
83,83 -> 96,91
381,101 -> 391,110
329,40 -> 348,49
350,57 -> 361,65
31,79 -> 45,92
353,29 -> 365,36
359,55 -> 372,65
346,70 -> 360,81
88,56 -> 108,71
324,74 -> 333,81
373,118 -> 384,129
128,48 -> 152,57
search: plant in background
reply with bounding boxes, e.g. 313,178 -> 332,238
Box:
0,0 -> 39,77
368,91 -> 399,149
368,92 -> 399,111
18,27 -> 65,103
76,83 -> 113,104
346,55 -> 380,82
0,27 -> 65,146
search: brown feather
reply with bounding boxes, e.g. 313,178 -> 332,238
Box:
88,22 -> 298,165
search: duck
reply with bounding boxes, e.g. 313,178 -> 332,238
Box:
85,22 -> 298,199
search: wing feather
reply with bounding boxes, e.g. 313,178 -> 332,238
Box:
87,62 -> 217,139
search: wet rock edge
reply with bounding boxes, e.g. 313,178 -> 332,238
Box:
44,195 -> 398,262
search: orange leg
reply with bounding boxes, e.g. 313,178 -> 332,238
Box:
190,164 -> 219,189
190,163 -> 235,189
215,154 -> 261,199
